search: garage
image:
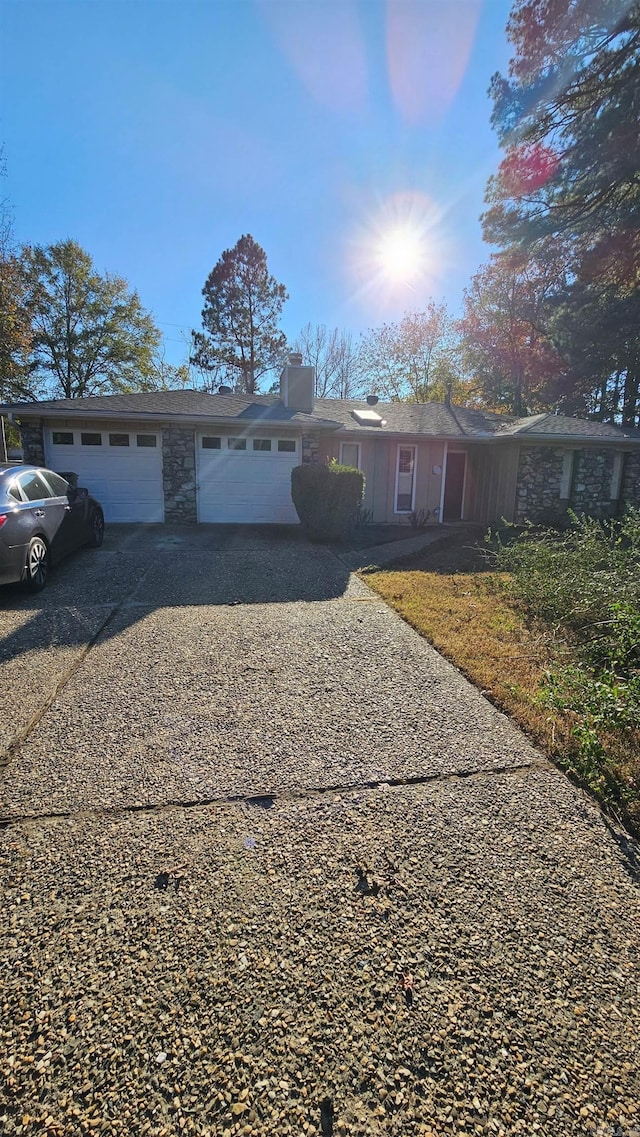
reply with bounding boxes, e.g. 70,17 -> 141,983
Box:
45,427 -> 164,522
196,432 -> 300,524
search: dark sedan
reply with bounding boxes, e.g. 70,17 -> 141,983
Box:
0,465 -> 104,591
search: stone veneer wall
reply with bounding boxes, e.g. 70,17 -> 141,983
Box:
18,420 -> 45,466
515,445 -> 629,523
514,446 -> 565,524
162,426 -> 197,523
570,449 -> 614,518
301,433 -> 320,465
620,451 -> 640,511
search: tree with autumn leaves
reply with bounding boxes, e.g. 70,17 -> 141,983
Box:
468,0 -> 640,426
460,252 -> 574,417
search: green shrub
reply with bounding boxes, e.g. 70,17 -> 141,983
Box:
291,459 -> 364,541
492,510 -> 640,820
493,510 -> 640,639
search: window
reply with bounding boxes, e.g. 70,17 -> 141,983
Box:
395,446 -> 416,513
7,481 -> 24,503
136,434 -> 157,447
109,433 -> 130,447
398,449 -> 414,475
228,438 -> 246,450
18,471 -> 54,501
81,432 -> 102,446
52,431 -> 73,445
41,471 -> 70,496
202,436 -> 221,450
340,442 -> 360,469
253,438 -> 272,452
277,439 -> 296,453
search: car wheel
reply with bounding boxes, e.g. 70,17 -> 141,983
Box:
24,536 -> 49,592
87,509 -> 104,548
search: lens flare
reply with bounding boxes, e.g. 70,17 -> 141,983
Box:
375,226 -> 427,283
349,190 -> 450,315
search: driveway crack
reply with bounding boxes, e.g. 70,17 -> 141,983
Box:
0,758 -> 548,828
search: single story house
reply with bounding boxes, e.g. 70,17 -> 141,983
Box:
2,362 -> 639,526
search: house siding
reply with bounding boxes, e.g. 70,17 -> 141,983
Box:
465,444 -> 520,525
162,426 -> 197,523
320,436 -> 445,523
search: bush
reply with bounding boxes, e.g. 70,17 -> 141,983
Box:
493,510 -> 640,648
493,510 -> 640,821
291,459 -> 364,541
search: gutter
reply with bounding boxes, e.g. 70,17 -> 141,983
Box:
4,407 -> 638,447
2,408 -> 342,432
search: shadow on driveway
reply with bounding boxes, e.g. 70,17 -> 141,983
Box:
0,524 -> 352,758
0,523 -> 352,654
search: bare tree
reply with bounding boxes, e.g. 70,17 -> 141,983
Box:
292,323 -> 363,399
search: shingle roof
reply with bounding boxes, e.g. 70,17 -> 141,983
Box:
1,390 -> 340,428
2,390 -> 638,442
505,413 -> 640,440
314,398 -> 466,435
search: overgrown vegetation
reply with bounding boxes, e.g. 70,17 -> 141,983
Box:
291,459 -> 364,542
364,518 -> 640,836
493,512 -> 640,820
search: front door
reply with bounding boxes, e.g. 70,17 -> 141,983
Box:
443,452 -> 466,521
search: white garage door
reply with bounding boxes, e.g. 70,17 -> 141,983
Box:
45,427 -> 164,522
197,432 -> 299,523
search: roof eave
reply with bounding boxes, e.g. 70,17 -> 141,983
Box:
3,406 -> 341,431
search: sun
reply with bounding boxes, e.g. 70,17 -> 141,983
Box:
348,190 -> 449,311
375,226 -> 425,283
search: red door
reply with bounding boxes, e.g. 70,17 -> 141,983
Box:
443,452 -> 466,521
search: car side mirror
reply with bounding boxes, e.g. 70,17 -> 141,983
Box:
67,485 -> 79,503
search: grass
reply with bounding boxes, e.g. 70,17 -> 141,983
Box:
361,529 -> 640,838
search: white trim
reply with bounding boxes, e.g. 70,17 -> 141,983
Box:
438,442 -> 448,523
394,443 -> 417,514
560,450 -> 574,498
610,452 -> 623,500
340,441 -> 361,469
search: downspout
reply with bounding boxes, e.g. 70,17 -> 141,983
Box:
438,441 -> 448,524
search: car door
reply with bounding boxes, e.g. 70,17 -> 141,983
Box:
41,469 -> 89,554
16,469 -> 70,562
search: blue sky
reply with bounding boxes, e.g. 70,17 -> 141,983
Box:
2,0 -> 513,369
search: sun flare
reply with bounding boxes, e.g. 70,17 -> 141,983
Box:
349,190 -> 449,312
376,226 -> 426,283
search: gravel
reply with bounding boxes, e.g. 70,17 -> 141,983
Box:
1,527 -> 639,1135
1,770 -> 639,1136
1,541 -> 539,819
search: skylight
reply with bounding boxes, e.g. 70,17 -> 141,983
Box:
350,408 -> 386,427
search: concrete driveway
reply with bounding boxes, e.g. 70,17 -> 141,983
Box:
1,526 -> 638,1136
